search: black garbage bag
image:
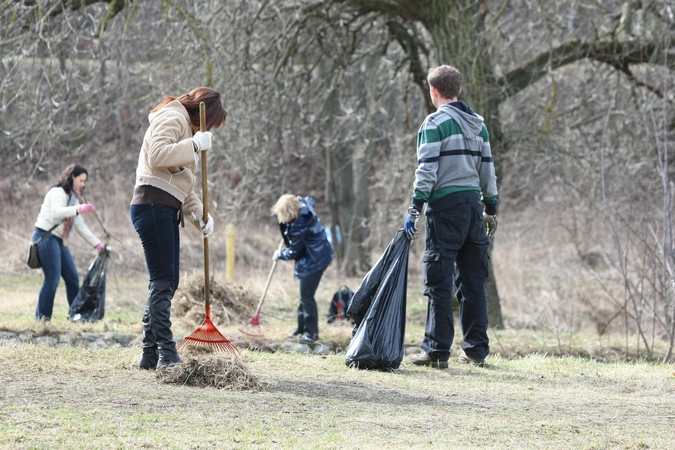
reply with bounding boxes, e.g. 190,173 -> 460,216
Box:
69,247 -> 111,322
345,230 -> 410,371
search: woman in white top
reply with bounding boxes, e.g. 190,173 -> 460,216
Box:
32,164 -> 104,321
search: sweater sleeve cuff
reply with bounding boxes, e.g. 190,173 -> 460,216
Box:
484,202 -> 498,216
410,197 -> 424,212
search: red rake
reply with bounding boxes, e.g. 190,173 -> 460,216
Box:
177,308 -> 238,352
177,102 -> 238,354
239,239 -> 284,337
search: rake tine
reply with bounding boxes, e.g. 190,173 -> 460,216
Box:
178,316 -> 239,354
178,336 -> 239,353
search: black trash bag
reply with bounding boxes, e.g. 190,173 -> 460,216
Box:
69,247 -> 111,322
345,230 -> 410,371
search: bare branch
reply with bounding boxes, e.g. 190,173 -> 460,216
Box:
499,38 -> 675,102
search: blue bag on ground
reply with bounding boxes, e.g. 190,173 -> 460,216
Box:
345,230 -> 410,370
68,247 -> 111,322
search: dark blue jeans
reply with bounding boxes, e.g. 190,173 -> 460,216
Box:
421,193 -> 490,361
130,204 -> 180,286
33,228 -> 80,320
296,269 -> 324,337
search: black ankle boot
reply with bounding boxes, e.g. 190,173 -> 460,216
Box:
139,349 -> 159,370
139,303 -> 159,370
149,280 -> 183,369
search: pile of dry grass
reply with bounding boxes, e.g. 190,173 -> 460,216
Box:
173,275 -> 257,326
156,345 -> 267,390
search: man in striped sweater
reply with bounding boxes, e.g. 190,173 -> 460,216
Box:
405,65 -> 498,369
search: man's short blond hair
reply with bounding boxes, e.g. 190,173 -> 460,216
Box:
273,194 -> 301,223
427,65 -> 461,100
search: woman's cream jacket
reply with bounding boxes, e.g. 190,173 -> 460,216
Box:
134,100 -> 204,228
34,187 -> 101,248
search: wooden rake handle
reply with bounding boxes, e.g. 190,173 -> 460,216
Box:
199,102 -> 211,317
253,239 -> 285,316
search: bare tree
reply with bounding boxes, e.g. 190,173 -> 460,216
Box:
1,0 -> 674,349
252,0 -> 674,328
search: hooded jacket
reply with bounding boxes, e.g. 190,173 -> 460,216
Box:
412,101 -> 498,215
277,197 -> 334,279
133,100 -> 203,226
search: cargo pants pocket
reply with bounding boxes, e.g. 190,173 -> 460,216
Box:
423,250 -> 442,286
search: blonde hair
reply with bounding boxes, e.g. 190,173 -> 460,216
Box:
273,194 -> 301,223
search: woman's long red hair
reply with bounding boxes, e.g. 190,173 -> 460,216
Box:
151,86 -> 226,130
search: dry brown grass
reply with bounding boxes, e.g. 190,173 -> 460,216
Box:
172,275 -> 258,326
1,244 -> 675,449
156,344 -> 267,390
1,341 -> 674,449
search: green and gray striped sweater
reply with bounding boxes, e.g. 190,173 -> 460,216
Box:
411,101 -> 498,215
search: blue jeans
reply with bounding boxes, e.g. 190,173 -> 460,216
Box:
421,192 -> 491,361
33,228 -> 80,320
130,204 -> 180,286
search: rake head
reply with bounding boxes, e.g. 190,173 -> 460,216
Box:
239,314 -> 265,337
177,317 -> 239,353
248,313 -> 260,327
238,312 -> 264,337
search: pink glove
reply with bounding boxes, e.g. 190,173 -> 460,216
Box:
78,204 -> 96,214
96,243 -> 105,253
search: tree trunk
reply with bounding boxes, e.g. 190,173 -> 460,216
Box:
425,1 -> 505,327
323,64 -> 379,277
323,86 -> 350,267
347,135 -> 375,274
322,75 -> 367,277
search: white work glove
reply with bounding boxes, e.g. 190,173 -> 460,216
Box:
482,212 -> 498,240
192,212 -> 214,238
272,250 -> 281,261
191,131 -> 212,152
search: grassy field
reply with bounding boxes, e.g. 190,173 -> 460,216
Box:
2,344 -> 674,449
1,275 -> 675,449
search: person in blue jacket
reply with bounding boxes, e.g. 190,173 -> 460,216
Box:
272,194 -> 334,344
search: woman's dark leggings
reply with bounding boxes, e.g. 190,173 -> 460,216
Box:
296,270 -> 324,337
